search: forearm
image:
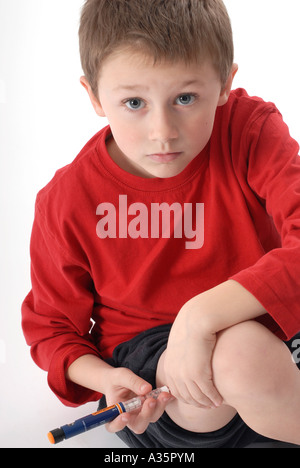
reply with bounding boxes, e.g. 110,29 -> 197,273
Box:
66,354 -> 114,394
65,353 -> 162,427
183,280 -> 267,335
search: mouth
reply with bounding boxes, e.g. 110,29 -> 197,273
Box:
147,152 -> 182,163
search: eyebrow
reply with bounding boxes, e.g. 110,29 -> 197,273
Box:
112,79 -> 205,93
180,79 -> 205,88
113,84 -> 149,92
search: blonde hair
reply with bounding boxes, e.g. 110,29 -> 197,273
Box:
79,0 -> 234,96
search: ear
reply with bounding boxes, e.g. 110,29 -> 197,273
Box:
218,63 -> 239,106
80,76 -> 106,117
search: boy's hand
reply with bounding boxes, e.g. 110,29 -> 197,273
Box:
163,280 -> 266,408
163,295 -> 223,409
103,368 -> 172,434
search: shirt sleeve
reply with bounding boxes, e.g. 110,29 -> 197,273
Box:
21,203 -> 102,407
231,106 -> 300,340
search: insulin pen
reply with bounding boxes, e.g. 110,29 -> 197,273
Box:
48,386 -> 170,445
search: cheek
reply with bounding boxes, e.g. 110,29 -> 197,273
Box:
196,110 -> 216,141
111,121 -> 143,155
187,118 -> 213,147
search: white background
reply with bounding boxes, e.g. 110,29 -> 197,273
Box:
0,0 -> 299,448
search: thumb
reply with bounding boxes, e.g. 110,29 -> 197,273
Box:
120,368 -> 152,396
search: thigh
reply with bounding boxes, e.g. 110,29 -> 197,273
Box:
157,321 -> 300,434
212,321 -> 298,404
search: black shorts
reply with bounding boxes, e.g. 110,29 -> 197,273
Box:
99,324 -> 300,448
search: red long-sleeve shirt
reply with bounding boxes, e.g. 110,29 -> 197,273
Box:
22,89 -> 300,407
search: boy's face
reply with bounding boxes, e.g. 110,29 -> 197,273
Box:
82,50 -> 237,179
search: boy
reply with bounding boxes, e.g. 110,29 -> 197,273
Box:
22,0 -> 300,448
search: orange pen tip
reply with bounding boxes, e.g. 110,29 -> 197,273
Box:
47,432 -> 55,445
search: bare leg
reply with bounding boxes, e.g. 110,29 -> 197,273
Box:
157,321 -> 300,444
213,321 -> 300,444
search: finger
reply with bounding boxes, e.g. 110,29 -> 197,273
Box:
184,380 -> 221,408
106,391 -> 173,434
185,381 -> 216,408
105,413 -> 131,433
143,393 -> 173,423
126,394 -> 172,434
116,368 -> 152,397
169,378 -> 218,408
167,377 -> 201,407
167,378 -> 195,406
106,401 -> 153,435
195,378 -> 223,407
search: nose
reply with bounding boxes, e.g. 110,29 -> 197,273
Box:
148,107 -> 179,143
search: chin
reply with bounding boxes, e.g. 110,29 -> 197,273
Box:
153,165 -> 186,179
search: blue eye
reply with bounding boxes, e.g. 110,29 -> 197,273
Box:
176,94 -> 196,106
125,98 -> 145,110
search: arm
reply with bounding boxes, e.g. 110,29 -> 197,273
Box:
164,106 -> 300,407
65,354 -> 152,400
22,195 -> 173,427
23,212 -> 173,426
66,354 -> 173,434
163,279 -> 266,407
230,107 -> 300,340
22,206 -> 103,407
186,279 -> 267,334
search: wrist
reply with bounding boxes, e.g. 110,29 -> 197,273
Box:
183,280 -> 266,335
66,354 -> 114,394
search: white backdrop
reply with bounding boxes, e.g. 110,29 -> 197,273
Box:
0,0 -> 299,448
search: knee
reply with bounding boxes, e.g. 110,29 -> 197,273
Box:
212,321 -> 291,404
